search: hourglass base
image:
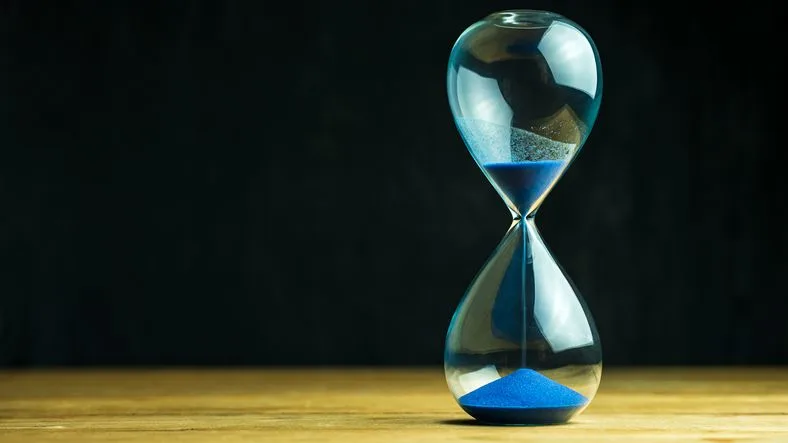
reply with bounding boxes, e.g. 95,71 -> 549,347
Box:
460,404 -> 584,426
457,369 -> 588,425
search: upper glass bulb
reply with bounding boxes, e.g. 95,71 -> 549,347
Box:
447,10 -> 603,217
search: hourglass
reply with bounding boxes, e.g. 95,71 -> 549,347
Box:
445,10 -> 603,425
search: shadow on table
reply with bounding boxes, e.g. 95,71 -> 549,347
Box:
438,419 -> 571,427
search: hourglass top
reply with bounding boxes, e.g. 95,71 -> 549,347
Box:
447,10 -> 603,217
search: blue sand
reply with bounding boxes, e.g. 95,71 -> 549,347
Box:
484,161 -> 565,215
458,369 -> 588,425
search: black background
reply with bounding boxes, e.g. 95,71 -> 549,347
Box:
1,2 -> 786,367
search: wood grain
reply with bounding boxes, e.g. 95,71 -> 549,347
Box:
0,368 -> 786,442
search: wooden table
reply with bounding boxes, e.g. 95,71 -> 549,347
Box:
1,368 -> 786,442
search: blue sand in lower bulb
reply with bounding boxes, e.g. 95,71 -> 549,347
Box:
458,369 -> 588,425
483,160 -> 565,214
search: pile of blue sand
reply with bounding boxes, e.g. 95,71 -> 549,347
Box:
483,160 -> 565,215
458,369 -> 588,425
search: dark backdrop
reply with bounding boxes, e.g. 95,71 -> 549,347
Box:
1,2 -> 786,367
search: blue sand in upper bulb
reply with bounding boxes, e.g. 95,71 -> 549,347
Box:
458,369 -> 588,425
483,161 -> 565,215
